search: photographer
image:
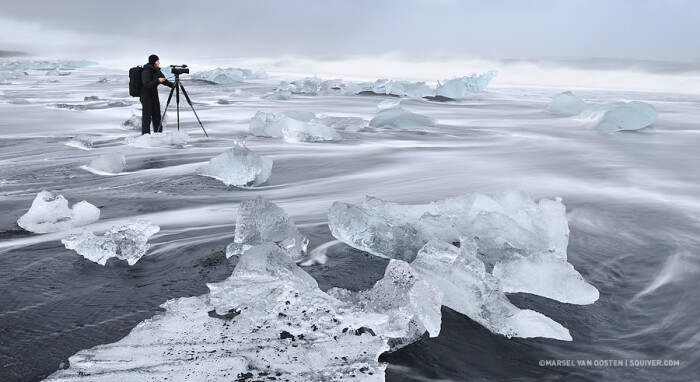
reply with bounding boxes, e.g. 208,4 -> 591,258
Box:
140,54 -> 174,135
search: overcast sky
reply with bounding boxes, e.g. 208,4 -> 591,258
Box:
1,0 -> 698,63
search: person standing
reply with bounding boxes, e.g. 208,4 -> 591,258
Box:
140,54 -> 174,134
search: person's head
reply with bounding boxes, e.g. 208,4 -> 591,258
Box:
148,54 -> 160,68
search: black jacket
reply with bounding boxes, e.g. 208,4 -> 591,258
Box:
140,63 -> 174,98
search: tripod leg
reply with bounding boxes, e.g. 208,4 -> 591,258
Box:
179,83 -> 209,137
159,84 -> 176,133
176,85 -> 180,131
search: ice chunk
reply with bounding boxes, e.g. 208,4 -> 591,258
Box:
328,259 -> 442,350
369,107 -> 436,129
61,220 -> 160,266
66,134 -> 94,150
328,192 -> 598,305
282,117 -> 342,142
261,89 -> 292,100
250,111 -> 342,142
595,101 -> 658,132
17,191 -> 100,233
192,68 -> 244,84
199,143 -> 272,187
45,69 -> 70,76
280,76 -> 324,95
46,243 -> 394,381
192,67 -> 267,84
436,71 -> 497,99
226,196 -> 309,260
492,252 -> 600,304
0,70 -> 29,81
86,153 -> 126,174
547,91 -> 587,116
120,112 -> 141,130
328,192 -> 570,263
411,238 -> 572,340
311,115 -> 366,132
124,131 -> 189,148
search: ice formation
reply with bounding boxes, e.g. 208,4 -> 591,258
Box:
86,153 -> 126,174
61,220 -> 160,266
547,91 -> 587,116
312,115 -> 366,132
17,191 -> 100,234
435,71 -> 498,99
594,101 -> 658,132
66,134 -> 94,150
124,131 -> 189,148
547,92 -> 658,132
47,239 -> 441,381
369,106 -> 436,129
226,196 -> 308,260
411,238 -> 571,340
191,67 -> 268,84
120,112 -> 141,130
249,111 -> 342,142
327,191 -> 598,305
48,100 -> 131,111
199,143 -> 272,187
328,259 -> 442,350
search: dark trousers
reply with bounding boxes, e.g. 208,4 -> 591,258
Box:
140,95 -> 162,135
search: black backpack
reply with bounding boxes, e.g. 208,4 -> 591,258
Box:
128,66 -> 144,97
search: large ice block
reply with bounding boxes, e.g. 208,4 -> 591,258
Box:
124,131 -> 189,148
17,191 -> 100,233
436,71 -> 497,99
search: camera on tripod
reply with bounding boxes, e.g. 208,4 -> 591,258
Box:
169,64 -> 189,75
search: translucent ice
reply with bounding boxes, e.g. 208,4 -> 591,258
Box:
282,118 -> 343,142
66,134 -> 94,150
250,111 -> 342,142
547,91 -> 587,116
226,196 -> 309,260
17,191 -> 100,233
311,115 -> 366,132
595,101 -> 658,132
328,192 -> 598,305
193,67 -> 268,84
328,259 -> 442,350
199,143 -> 272,187
492,252 -> 600,304
61,220 -> 160,266
436,71 -> 497,99
411,238 -> 572,340
328,191 -> 569,263
86,153 -> 126,174
369,106 -> 436,129
47,243 -> 425,381
124,131 -> 189,148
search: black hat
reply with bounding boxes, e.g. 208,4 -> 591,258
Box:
148,54 -> 159,65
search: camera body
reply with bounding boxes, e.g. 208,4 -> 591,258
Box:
170,64 -> 189,75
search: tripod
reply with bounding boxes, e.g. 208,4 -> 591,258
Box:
159,73 -> 209,137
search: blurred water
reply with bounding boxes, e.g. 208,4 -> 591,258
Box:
1,65 -> 699,381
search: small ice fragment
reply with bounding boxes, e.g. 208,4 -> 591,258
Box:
66,135 -> 94,150
61,220 -> 160,266
547,91 -> 587,116
17,191 -> 100,233
595,101 -> 658,132
87,153 -> 126,174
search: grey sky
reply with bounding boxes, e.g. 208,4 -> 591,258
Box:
1,0 -> 699,62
